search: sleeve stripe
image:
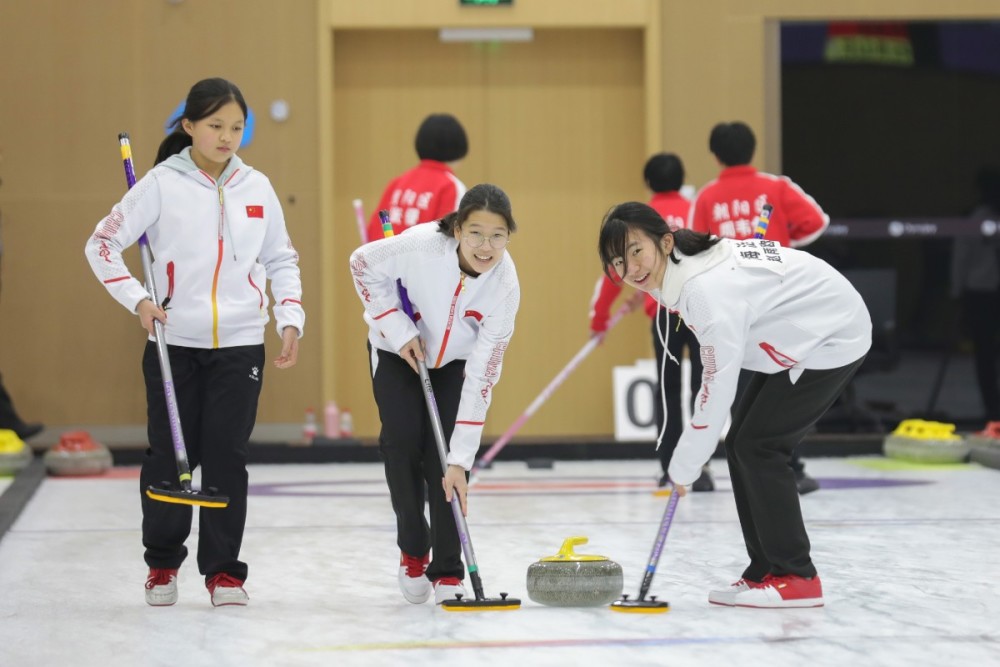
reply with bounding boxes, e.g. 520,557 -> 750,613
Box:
103,276 -> 130,284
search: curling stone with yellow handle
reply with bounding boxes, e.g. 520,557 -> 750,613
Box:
526,536 -> 624,607
0,429 -> 32,476
883,419 -> 970,464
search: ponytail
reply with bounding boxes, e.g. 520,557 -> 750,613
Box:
436,211 -> 461,236
154,128 -> 191,166
671,228 -> 720,257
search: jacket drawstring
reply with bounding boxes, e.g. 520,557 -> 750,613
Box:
653,300 -> 679,451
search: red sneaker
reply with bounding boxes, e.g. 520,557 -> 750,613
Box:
732,573 -> 823,608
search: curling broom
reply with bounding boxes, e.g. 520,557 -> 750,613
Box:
118,133 -> 228,509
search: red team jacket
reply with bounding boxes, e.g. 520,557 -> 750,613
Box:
366,160 -> 467,241
589,191 -> 692,333
688,165 -> 828,247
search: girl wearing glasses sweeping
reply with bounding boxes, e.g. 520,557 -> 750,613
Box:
85,78 -> 304,608
598,201 -> 869,609
349,183 -> 519,605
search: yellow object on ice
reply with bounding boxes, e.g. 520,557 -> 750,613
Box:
609,601 -> 671,613
145,488 -> 229,508
0,429 -> 26,454
890,419 -> 962,441
539,536 -> 609,563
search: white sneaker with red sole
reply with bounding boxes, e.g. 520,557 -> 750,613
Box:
398,551 -> 431,603
732,573 -> 823,608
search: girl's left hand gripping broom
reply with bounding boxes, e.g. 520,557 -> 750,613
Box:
380,210 -> 519,611
118,133 -> 229,509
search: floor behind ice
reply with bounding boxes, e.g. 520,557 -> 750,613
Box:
0,458 -> 998,667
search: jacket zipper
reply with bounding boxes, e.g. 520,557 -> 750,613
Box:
432,275 -> 464,368
210,185 -> 225,348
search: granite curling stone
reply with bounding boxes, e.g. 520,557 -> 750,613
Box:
883,419 -> 970,464
526,536 -> 624,607
44,431 -> 112,476
0,429 -> 32,476
966,421 -> 1000,450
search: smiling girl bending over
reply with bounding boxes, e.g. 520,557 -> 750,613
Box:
598,201 -> 869,609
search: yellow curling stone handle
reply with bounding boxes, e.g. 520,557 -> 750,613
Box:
0,429 -> 26,454
540,536 -> 609,562
891,419 -> 961,442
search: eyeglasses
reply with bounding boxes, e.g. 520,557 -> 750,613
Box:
462,231 -> 510,250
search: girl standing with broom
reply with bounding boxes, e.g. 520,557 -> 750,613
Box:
85,78 -> 304,607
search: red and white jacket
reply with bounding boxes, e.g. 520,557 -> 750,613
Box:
366,160 -> 466,242
85,148 -> 304,348
350,223 -> 520,469
689,165 -> 828,247
589,191 -> 692,332
656,238 -> 871,485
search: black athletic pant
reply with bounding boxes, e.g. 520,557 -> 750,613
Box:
736,369 -> 806,474
652,310 -> 702,473
725,357 -> 865,581
370,347 -> 466,582
140,342 -> 264,582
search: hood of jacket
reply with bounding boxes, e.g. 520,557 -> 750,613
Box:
657,238 -> 731,308
160,146 -> 250,185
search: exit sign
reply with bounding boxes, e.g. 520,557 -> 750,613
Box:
460,0 -> 513,5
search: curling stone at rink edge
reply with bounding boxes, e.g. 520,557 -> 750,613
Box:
44,430 -> 112,476
883,419 -> 969,464
0,429 -> 32,476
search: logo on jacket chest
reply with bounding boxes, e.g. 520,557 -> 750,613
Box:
246,205 -> 264,219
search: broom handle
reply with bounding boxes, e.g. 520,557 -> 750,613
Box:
352,198 -> 368,244
636,488 -> 679,601
471,299 -> 633,477
119,133 -> 193,492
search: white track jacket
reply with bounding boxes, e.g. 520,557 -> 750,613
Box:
350,223 -> 520,469
656,238 -> 871,486
85,148 -> 304,348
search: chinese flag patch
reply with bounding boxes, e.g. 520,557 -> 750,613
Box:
246,205 -> 264,218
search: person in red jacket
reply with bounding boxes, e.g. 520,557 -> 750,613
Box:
689,121 -> 828,494
365,114 -> 468,242
590,153 -> 711,490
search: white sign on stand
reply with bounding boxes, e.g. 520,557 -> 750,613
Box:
612,358 -> 693,441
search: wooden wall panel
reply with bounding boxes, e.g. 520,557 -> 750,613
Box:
0,0 -> 321,426
4,0 -> 1000,434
